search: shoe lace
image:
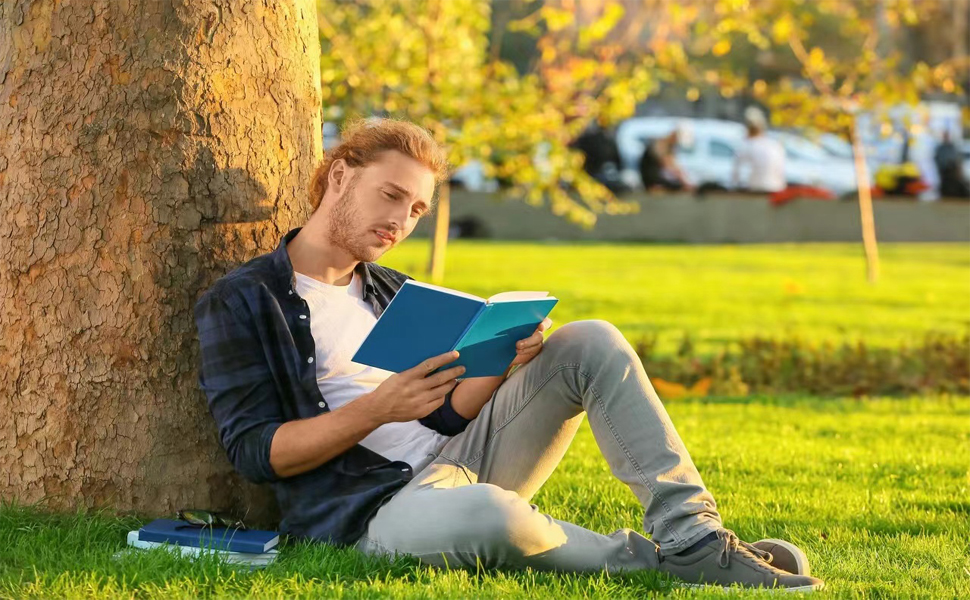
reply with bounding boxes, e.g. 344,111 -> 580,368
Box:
715,529 -> 774,569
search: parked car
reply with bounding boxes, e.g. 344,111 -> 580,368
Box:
615,117 -> 860,195
322,122 -> 341,150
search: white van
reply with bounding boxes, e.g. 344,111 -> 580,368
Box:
616,117 -> 859,195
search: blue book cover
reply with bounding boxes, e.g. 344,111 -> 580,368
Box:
138,519 -> 280,554
352,280 -> 558,378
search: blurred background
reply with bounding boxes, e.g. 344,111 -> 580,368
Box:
317,0 -> 969,399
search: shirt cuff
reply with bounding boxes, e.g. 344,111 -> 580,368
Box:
432,390 -> 474,436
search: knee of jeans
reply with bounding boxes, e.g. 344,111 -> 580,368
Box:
545,320 -> 631,365
461,484 -> 567,556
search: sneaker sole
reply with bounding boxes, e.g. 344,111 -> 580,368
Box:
676,582 -> 824,593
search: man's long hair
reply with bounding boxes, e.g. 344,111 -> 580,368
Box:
309,118 -> 450,211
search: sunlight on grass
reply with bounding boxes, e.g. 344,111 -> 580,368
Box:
379,241 -> 970,355
3,397 -> 967,599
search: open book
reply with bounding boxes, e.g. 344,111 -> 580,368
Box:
352,280 -> 558,378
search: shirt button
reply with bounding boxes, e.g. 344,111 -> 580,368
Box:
307,356 -> 314,364
318,401 -> 326,408
299,315 -> 307,319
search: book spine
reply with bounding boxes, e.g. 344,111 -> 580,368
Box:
128,532 -> 278,559
450,303 -> 488,353
138,529 -> 266,553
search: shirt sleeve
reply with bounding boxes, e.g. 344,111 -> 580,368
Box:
194,287 -> 283,484
418,389 -> 474,436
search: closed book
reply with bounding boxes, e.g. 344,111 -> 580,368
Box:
124,531 -> 278,567
352,280 -> 558,378
138,519 -> 279,554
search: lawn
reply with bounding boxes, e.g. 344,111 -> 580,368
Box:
2,397 -> 967,599
3,241 -> 967,599
380,241 -> 970,355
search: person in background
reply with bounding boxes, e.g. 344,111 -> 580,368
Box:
572,122 -> 630,194
639,125 -> 693,192
934,130 -> 970,199
732,107 -> 786,193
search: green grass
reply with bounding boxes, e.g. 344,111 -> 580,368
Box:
2,396 -> 968,599
4,242 -> 968,598
380,241 -> 970,355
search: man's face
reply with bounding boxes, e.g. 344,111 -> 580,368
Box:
324,150 -> 435,262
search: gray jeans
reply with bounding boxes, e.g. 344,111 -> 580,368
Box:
355,320 -> 722,572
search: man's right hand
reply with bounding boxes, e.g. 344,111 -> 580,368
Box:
359,351 -> 465,425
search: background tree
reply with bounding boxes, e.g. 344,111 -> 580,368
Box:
317,0 -> 658,281
678,0 -> 967,282
0,0 -> 323,525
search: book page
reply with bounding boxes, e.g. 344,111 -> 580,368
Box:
406,279 -> 486,302
487,290 -> 550,303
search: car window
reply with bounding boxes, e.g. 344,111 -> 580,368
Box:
710,140 -> 736,158
773,133 -> 830,162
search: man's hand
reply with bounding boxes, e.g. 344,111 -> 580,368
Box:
509,317 -> 552,368
358,351 -> 466,425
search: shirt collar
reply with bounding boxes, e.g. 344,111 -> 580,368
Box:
272,227 -> 377,297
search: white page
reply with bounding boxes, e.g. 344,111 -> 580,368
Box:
406,279 -> 485,302
487,291 -> 551,303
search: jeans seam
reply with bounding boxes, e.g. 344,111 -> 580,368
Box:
576,366 -> 685,547
439,363 -> 580,468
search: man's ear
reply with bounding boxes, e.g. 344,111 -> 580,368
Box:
329,158 -> 349,193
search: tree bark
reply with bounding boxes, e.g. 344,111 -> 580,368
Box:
427,181 -> 450,283
851,121 -> 880,283
0,0 -> 322,526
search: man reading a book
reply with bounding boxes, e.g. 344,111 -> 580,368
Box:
195,118 -> 823,592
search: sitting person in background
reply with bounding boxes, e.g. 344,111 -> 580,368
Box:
934,131 -> 970,199
732,107 -> 786,193
639,126 -> 694,192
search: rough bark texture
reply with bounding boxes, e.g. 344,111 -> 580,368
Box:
0,0 -> 322,526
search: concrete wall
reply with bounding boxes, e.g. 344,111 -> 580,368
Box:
413,192 -> 970,243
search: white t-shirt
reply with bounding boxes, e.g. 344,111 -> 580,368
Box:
294,270 -> 451,473
733,135 -> 787,192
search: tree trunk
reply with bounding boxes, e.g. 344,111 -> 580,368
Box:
427,180 -> 450,283
0,0 -> 322,526
850,121 -> 880,283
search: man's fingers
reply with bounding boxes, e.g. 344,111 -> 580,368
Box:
424,379 -> 459,402
537,317 -> 553,332
406,350 -> 460,378
425,365 -> 465,387
516,331 -> 543,350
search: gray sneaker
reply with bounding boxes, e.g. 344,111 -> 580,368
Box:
660,529 -> 824,592
752,538 -> 812,576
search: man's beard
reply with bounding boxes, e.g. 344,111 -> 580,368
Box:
326,178 -> 384,263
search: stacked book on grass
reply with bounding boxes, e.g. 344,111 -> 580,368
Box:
124,518 -> 280,567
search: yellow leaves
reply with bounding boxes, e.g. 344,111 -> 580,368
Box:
783,279 -> 804,296
539,7 -> 574,32
578,2 -> 624,47
652,377 -> 712,400
712,40 -> 731,57
541,45 -> 557,63
772,15 -> 794,44
806,47 -> 827,72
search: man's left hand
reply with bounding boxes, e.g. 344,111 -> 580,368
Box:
509,317 -> 553,368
